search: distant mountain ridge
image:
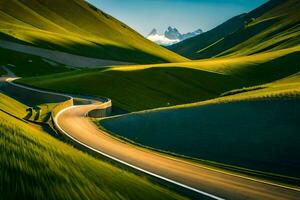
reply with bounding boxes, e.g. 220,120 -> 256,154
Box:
147,26 -> 203,46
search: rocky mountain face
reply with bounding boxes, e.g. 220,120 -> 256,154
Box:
147,26 -> 203,46
148,28 -> 158,36
164,26 -> 203,41
164,27 -> 182,40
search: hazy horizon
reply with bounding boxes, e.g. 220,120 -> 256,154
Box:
87,0 -> 267,36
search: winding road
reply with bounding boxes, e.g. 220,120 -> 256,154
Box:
54,99 -> 300,199
4,79 -> 300,200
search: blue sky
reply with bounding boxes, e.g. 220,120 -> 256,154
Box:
87,0 -> 267,36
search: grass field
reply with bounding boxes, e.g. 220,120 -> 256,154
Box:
0,92 -> 28,117
0,0 -> 187,64
0,92 -> 187,200
19,46 -> 300,112
0,47 -> 71,77
169,0 -> 300,59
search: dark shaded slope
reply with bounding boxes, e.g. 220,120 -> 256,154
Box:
169,0 -> 300,59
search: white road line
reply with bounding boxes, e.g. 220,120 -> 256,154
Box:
7,80 -> 73,99
54,105 -> 225,200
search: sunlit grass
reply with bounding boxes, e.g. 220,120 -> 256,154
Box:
0,93 -> 186,200
0,92 -> 27,117
0,0 -> 188,63
19,47 -> 300,111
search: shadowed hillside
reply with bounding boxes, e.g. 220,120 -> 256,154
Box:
100,100 -> 300,180
0,48 -> 71,77
98,72 -> 300,183
169,0 -> 300,59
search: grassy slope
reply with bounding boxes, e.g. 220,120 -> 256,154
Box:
0,47 -> 71,77
0,92 -> 186,200
17,45 -> 300,180
0,92 -> 27,117
0,0 -> 187,64
168,13 -> 249,58
19,46 -> 300,112
99,74 -> 300,180
169,0 -> 300,59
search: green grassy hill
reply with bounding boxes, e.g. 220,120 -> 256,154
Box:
19,46 -> 300,112
169,0 -> 300,59
0,92 -> 186,200
0,0 -> 188,64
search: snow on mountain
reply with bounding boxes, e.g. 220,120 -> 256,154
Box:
147,28 -> 180,45
147,26 -> 203,46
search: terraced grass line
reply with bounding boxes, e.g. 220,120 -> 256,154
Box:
220,85 -> 267,97
0,93 -> 187,200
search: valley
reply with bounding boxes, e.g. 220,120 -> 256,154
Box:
1,0 -> 300,199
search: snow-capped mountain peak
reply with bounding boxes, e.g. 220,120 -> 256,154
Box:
164,26 -> 181,40
148,28 -> 158,36
146,26 -> 203,46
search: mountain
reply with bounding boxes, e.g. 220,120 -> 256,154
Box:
169,0 -> 300,59
0,0 -> 188,64
181,29 -> 203,41
164,27 -> 182,40
165,26 -> 203,41
147,26 -> 203,46
148,28 -> 158,36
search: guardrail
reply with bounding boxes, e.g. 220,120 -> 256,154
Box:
1,80 -> 112,130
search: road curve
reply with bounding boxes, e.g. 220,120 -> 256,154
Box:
5,80 -> 300,200
54,102 -> 300,200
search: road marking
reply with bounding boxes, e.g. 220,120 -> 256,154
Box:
54,105 -> 225,200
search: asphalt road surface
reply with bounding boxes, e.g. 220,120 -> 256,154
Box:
55,103 -> 300,200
